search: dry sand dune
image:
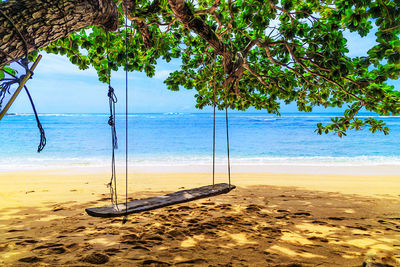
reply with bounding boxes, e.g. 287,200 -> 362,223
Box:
0,171 -> 400,266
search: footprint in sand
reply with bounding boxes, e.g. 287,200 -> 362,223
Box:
77,225 -> 87,230
33,243 -> 66,255
176,258 -> 207,265
215,203 -> 232,209
277,209 -> 289,213
18,256 -> 42,263
312,220 -> 328,225
307,236 -> 329,243
49,247 -> 66,254
146,235 -> 163,241
246,204 -> 263,212
346,225 -> 368,231
328,216 -> 345,221
200,202 -> 215,206
81,252 -> 109,264
104,248 -> 121,255
141,259 -> 170,266
65,243 -> 78,249
166,229 -> 187,239
293,212 -> 311,216
52,206 -> 65,212
34,243 -> 61,250
8,229 -> 26,233
187,218 -> 200,224
132,245 -> 150,251
176,205 -> 193,211
15,239 -> 39,246
121,233 -> 140,245
262,226 -> 282,234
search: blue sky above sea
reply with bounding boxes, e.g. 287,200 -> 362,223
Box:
7,29 -> 399,114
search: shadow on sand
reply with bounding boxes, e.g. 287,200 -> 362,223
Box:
1,185 -> 400,266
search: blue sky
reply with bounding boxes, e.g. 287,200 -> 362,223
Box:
7,29 -> 396,114
9,54 -> 200,114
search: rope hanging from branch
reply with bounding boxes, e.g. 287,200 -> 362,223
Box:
105,31 -> 119,209
0,9 -> 46,152
212,63 -> 216,187
225,94 -> 231,189
123,0 -> 129,224
211,54 -> 232,189
104,4 -> 130,224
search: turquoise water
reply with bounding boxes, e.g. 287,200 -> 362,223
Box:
1,113 -> 400,170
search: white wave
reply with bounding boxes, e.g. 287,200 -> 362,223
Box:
164,112 -> 184,115
2,155 -> 400,171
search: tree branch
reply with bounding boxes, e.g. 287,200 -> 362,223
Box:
195,0 -> 220,15
243,59 -> 288,94
0,0 -> 119,67
167,0 -> 236,75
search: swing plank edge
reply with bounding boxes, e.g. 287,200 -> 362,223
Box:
86,183 -> 236,218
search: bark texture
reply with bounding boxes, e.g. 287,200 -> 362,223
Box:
167,0 -> 236,77
0,0 -> 237,79
0,0 -> 118,67
168,0 -> 225,55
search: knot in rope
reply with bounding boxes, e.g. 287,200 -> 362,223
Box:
107,85 -> 118,148
20,58 -> 33,76
108,85 -> 117,103
108,115 -> 114,126
106,74 -> 119,209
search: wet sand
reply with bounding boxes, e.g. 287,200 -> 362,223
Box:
0,170 -> 400,266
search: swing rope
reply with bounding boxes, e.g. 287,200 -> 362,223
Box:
106,31 -> 119,208
225,99 -> 231,189
104,3 -> 129,223
0,9 -> 46,152
212,60 -> 217,187
24,85 -> 46,152
123,0 -> 129,224
224,69 -> 231,189
211,55 -> 231,189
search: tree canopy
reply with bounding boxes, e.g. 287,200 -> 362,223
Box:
1,0 -> 400,136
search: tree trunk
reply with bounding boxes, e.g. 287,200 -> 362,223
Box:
0,0 -> 118,67
0,0 -> 237,77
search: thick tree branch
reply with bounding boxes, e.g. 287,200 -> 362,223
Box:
0,0 -> 118,67
243,60 -> 287,94
168,0 -> 236,75
134,20 -> 154,48
195,0 -> 221,15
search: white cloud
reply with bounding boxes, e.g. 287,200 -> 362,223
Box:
154,70 -> 172,80
35,53 -> 98,78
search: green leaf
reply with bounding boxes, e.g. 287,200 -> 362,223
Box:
35,0 -> 400,136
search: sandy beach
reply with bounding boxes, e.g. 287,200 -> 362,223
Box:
1,169 -> 400,266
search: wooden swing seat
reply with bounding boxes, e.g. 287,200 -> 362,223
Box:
85,183 -> 235,218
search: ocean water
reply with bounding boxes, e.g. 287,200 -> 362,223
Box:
0,113 -> 400,171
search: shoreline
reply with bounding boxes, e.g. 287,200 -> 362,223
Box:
1,162 -> 400,175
